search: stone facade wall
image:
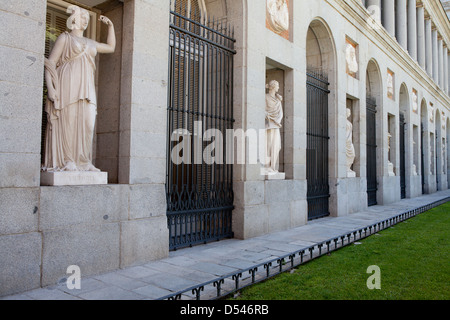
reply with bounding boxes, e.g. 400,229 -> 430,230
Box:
0,0 -> 170,297
0,0 -> 449,296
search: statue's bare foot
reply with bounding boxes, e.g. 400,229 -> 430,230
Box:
64,162 -> 77,172
87,163 -> 101,172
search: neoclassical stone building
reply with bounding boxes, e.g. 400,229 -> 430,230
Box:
0,0 -> 449,296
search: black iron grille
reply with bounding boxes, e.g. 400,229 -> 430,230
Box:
400,113 -> 406,199
166,1 -> 236,250
366,97 -> 378,206
306,69 -> 330,221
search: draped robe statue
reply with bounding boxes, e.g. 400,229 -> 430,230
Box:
43,5 -> 115,173
346,108 -> 356,177
264,80 -> 283,174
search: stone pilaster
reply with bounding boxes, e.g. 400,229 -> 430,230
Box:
425,18 -> 433,76
396,0 -> 408,50
407,0 -> 417,60
417,4 -> 426,68
382,0 -> 395,36
432,26 -> 439,83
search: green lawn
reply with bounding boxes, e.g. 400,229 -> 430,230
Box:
230,202 -> 450,300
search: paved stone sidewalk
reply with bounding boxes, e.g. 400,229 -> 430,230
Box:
2,190 -> 449,300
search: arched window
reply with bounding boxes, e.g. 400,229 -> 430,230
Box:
171,0 -> 207,26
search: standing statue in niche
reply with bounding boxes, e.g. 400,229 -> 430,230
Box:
43,5 -> 116,172
264,80 -> 284,176
412,139 -> 418,176
346,108 -> 356,177
387,132 -> 395,176
266,0 -> 289,34
442,141 -> 446,174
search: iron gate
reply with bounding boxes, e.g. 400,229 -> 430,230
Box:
306,69 -> 330,220
400,113 -> 406,199
435,132 -> 439,190
366,97 -> 378,206
166,2 -> 236,250
421,124 -> 425,194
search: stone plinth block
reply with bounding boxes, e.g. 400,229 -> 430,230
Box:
41,171 -> 108,186
261,168 -> 286,180
41,223 -> 120,287
267,172 -> 286,180
0,233 -> 42,297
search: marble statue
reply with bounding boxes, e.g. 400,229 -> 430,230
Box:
442,141 -> 446,174
430,147 -> 434,175
412,140 -> 417,176
43,5 -> 116,172
346,43 -> 358,76
264,80 -> 284,176
412,164 -> 418,176
267,0 -> 289,34
387,132 -> 395,176
346,108 -> 356,177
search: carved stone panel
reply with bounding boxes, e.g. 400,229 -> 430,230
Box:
266,0 -> 290,40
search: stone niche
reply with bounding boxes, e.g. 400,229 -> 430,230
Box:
265,65 -> 286,180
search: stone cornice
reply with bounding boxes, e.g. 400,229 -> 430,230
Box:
329,0 -> 450,108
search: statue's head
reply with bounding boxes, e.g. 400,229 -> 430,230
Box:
67,5 -> 90,32
266,80 -> 279,92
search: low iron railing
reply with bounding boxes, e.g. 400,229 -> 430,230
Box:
158,196 -> 450,300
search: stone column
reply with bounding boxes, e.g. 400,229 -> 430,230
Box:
396,0 -> 408,50
382,0 -> 395,37
118,0 -> 170,265
425,18 -> 433,76
444,48 -> 450,94
438,38 -> 444,88
438,36 -> 444,90
417,4 -> 426,68
407,0 -> 417,60
119,0 -> 169,186
366,0 -> 381,23
445,47 -> 449,94
0,2 -> 45,188
0,0 -> 46,297
432,27 -> 439,83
